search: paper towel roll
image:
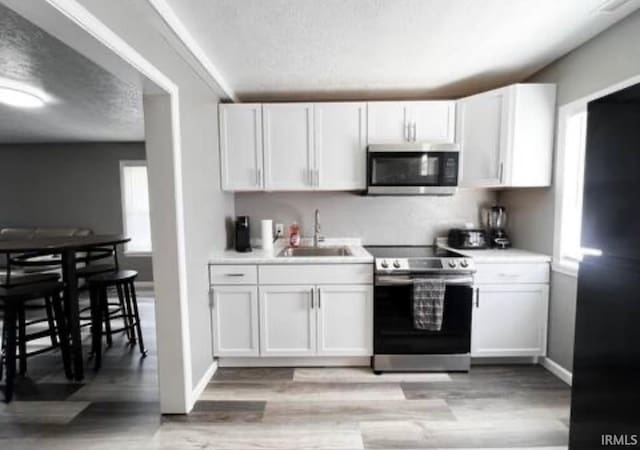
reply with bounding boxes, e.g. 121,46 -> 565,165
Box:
261,219 -> 273,250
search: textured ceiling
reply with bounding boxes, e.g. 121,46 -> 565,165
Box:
163,0 -> 640,101
0,3 -> 144,143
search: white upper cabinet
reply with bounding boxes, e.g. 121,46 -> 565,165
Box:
458,84 -> 556,188
409,101 -> 456,143
367,102 -> 409,144
314,102 -> 367,190
218,85 -> 553,192
367,101 -> 456,144
263,103 -> 315,191
458,90 -> 507,187
219,104 -> 263,191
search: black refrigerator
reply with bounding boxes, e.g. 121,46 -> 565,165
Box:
570,83 -> 640,448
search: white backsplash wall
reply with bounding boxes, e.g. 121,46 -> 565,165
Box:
235,189 -> 497,245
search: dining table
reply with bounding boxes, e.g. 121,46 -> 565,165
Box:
0,234 -> 130,381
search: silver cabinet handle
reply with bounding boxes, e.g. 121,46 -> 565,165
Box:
404,122 -> 410,142
317,287 -> 321,308
209,288 -> 215,309
412,122 -> 417,142
224,273 -> 245,277
315,169 -> 320,187
310,288 -> 315,308
499,162 -> 504,184
475,288 -> 480,308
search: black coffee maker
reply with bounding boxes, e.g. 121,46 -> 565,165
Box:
234,216 -> 252,252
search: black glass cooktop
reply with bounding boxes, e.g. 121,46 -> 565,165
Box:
364,245 -> 463,259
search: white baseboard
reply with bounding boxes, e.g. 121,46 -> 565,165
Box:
188,360 -> 217,411
218,356 -> 371,368
134,281 -> 154,290
542,357 -> 573,386
471,356 -> 539,365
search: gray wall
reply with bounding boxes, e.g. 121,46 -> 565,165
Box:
501,9 -> 640,372
235,189 -> 497,245
0,142 -> 153,281
178,91 -> 236,389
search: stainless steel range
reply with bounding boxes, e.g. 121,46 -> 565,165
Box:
366,246 -> 475,373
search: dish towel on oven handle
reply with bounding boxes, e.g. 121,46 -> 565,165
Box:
413,277 -> 446,331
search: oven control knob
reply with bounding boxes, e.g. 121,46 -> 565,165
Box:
380,260 -> 389,269
460,259 -> 469,268
448,260 -> 457,268
393,260 -> 401,269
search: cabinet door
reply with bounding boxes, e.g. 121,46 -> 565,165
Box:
367,102 -> 409,144
408,101 -> 456,143
219,104 -> 263,191
316,285 -> 373,356
315,102 -> 367,190
211,286 -> 259,357
458,89 -> 509,187
259,285 -> 316,356
263,103 -> 314,190
471,284 -> 549,357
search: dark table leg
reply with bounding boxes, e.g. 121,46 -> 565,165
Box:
62,249 -> 83,381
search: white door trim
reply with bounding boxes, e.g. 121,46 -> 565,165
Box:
34,0 -> 194,414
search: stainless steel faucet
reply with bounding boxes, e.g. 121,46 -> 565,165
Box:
313,208 -> 324,247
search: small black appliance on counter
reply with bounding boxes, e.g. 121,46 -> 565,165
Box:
234,216 -> 252,252
448,228 -> 487,249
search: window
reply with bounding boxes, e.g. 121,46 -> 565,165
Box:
120,161 -> 152,255
553,105 -> 587,275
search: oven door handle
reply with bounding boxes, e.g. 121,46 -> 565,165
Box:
375,275 -> 474,287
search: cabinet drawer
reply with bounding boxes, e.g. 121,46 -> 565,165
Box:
210,265 -> 258,285
475,263 -> 549,285
259,264 -> 373,285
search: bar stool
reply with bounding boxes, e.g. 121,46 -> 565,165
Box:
0,281 -> 71,402
76,244 -> 119,280
88,270 -> 146,370
77,245 -> 128,346
0,273 -> 62,376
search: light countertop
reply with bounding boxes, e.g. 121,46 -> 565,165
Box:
209,238 -> 373,265
440,245 -> 551,263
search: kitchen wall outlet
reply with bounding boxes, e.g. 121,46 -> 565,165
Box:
275,223 -> 284,238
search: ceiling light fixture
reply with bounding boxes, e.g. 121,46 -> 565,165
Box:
0,78 -> 52,109
0,86 -> 46,108
596,0 -> 634,13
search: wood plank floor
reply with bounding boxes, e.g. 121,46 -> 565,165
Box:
0,291 -> 571,449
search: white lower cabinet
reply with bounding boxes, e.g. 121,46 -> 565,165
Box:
260,284 -> 373,357
259,285 -> 316,356
211,285 -> 260,357
471,283 -> 549,357
316,285 -> 373,356
210,263 -> 373,359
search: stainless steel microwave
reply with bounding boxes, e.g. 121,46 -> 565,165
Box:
366,143 -> 460,195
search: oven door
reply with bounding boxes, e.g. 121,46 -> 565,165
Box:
367,149 -> 459,195
374,274 -> 473,355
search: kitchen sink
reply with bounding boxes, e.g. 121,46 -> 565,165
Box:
278,246 -> 353,257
